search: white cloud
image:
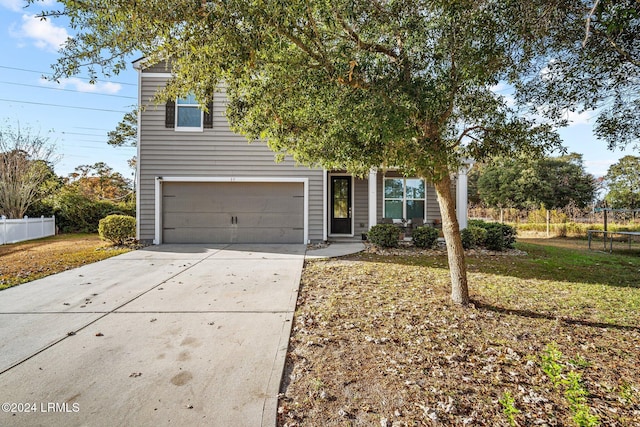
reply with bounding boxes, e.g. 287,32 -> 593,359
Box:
41,77 -> 123,94
12,14 -> 69,52
2,0 -> 57,11
564,109 -> 596,126
0,0 -> 23,12
490,82 -> 511,93
490,82 -> 516,108
585,160 -> 615,178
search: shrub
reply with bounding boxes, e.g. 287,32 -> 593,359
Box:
412,226 -> 440,248
468,220 -> 517,250
484,227 -> 506,251
461,225 -> 487,249
489,223 -> 517,248
25,186 -> 137,233
49,188 -> 135,233
98,214 -> 136,245
368,224 -> 401,247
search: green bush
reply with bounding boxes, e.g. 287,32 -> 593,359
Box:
412,226 -> 440,248
468,219 -> 517,250
490,223 -> 517,248
24,186 -> 137,234
45,188 -> 135,233
98,214 -> 136,245
461,225 -> 487,249
368,224 -> 401,247
484,227 -> 505,250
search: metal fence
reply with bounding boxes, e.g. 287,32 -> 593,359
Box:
0,216 -> 56,245
588,230 -> 640,254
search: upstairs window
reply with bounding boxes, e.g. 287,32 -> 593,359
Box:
165,94 -> 213,130
383,178 -> 425,220
176,94 -> 202,130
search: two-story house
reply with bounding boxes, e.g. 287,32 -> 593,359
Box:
134,59 -> 470,245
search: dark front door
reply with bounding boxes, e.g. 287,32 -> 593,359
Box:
331,176 -> 352,234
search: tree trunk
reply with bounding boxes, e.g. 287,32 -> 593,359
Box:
433,173 -> 469,305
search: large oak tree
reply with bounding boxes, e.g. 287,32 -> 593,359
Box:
38,0 -> 567,305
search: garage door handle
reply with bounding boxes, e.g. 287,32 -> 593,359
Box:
231,216 -> 238,224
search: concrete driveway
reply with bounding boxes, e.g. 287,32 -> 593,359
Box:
0,244 -> 305,427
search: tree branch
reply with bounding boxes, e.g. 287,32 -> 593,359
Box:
275,28 -> 336,75
440,29 -> 459,125
582,0 -> 639,67
582,0 -> 600,47
456,125 -> 487,147
336,15 -> 399,61
591,27 -> 640,67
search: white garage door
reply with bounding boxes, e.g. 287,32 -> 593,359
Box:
162,182 -> 304,244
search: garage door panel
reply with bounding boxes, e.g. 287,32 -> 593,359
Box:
163,227 -> 232,244
164,182 -> 303,197
164,213 -> 303,229
252,196 -> 303,213
162,181 -> 304,244
163,197 -> 226,213
163,212 -> 232,228
163,226 -> 302,244
236,212 -> 303,228
234,227 -> 303,244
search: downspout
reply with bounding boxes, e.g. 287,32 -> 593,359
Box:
456,160 -> 474,230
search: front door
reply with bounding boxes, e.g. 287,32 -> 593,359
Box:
331,176 -> 352,235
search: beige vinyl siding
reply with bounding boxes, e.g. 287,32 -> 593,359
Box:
353,177 -> 368,238
425,185 -> 442,225
138,75 -> 324,243
139,61 -> 171,74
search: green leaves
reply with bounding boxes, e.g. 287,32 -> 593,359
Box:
42,0 -> 565,180
107,110 -> 137,147
476,154 -> 597,210
514,0 -> 640,150
604,155 -> 640,210
0,122 -> 59,219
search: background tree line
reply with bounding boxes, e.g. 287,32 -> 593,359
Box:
468,153 -> 640,219
0,122 -> 134,233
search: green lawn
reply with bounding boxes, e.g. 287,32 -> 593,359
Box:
0,234 -> 131,290
279,237 -> 640,426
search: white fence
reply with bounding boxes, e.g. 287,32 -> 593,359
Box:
0,216 -> 56,245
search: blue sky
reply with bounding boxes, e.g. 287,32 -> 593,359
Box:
0,1 -> 636,180
0,0 -> 137,180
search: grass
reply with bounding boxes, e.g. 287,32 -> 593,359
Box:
0,234 -> 132,290
278,238 -> 640,426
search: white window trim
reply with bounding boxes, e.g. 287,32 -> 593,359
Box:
175,96 -> 204,132
383,177 -> 426,220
